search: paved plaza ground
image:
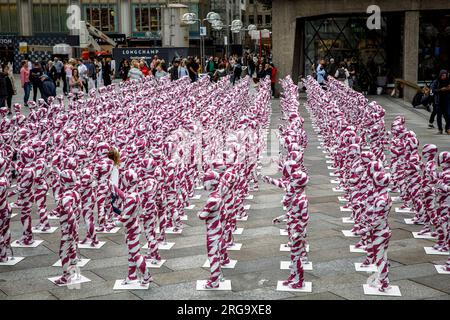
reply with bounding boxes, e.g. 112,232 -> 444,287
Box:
1,80 -> 450,300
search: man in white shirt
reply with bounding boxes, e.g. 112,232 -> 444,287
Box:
77,59 -> 88,92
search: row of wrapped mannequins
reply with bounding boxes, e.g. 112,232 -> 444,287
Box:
0,74 -> 271,287
304,75 -> 450,292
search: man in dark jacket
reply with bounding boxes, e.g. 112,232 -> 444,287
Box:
170,59 -> 180,81
0,70 -> 7,109
40,75 -> 56,103
429,70 -> 450,134
102,58 -> 112,86
29,61 -> 43,101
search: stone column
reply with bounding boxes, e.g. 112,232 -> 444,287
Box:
403,10 -> 420,102
272,0 -> 296,80
19,0 -> 32,36
120,0 -> 131,37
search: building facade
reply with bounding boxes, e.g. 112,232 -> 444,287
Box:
0,0 -> 207,71
272,0 -> 450,100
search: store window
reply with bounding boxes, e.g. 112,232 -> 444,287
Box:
187,3 -> 199,38
82,0 -> 117,32
249,15 -> 255,25
419,11 -> 450,81
303,14 -> 403,93
265,15 -> 271,26
257,15 -> 263,25
32,0 -> 69,33
0,0 -> 18,33
132,4 -> 161,34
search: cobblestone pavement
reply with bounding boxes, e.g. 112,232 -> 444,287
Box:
1,80 -> 449,300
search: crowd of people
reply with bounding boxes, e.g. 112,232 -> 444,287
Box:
7,56 -> 116,111
0,50 -> 278,116
311,58 -> 358,90
117,52 -> 278,96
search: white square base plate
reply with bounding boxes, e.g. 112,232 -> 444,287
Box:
424,247 -> 450,255
228,243 -> 242,251
245,195 -> 254,200
165,227 -> 183,234
333,188 -> 344,193
412,232 -> 437,240
330,179 -> 340,184
185,204 -> 195,210
325,155 -> 332,159
141,242 -> 173,250
158,242 -> 175,250
145,259 -> 166,268
243,205 -> 251,210
391,196 -> 401,202
47,215 -> 59,220
52,258 -> 90,267
434,265 -> 450,274
203,259 -> 237,269
78,241 -> 106,249
236,216 -> 248,222
395,208 -> 412,213
280,261 -> 313,271
195,186 -> 204,190
404,218 -> 416,225
338,197 -> 349,203
191,195 -> 201,200
10,213 -> 17,219
32,226 -> 58,234
233,227 -> 244,235
342,230 -> 359,237
196,280 -> 231,291
340,206 -> 352,212
329,173 -> 339,178
363,284 -> 401,297
180,215 -> 188,221
48,275 -> 91,287
0,257 -> 25,266
96,227 -> 120,234
113,279 -> 150,290
342,217 -> 355,224
355,263 -> 377,272
350,245 -> 366,253
280,229 -> 288,236
326,161 -> 334,165
11,239 -> 44,248
276,281 -> 312,292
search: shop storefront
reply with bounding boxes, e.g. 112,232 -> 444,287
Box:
0,35 -> 16,66
300,13 -> 404,94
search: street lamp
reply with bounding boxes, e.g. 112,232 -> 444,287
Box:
181,11 -> 222,72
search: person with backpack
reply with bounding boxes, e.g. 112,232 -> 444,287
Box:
334,62 -> 350,86
213,63 -> 227,82
29,61 -> 44,101
231,59 -> 242,86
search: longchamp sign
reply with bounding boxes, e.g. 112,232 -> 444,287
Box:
112,47 -> 189,74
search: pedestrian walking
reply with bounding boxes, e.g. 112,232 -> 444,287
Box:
20,60 -> 32,106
